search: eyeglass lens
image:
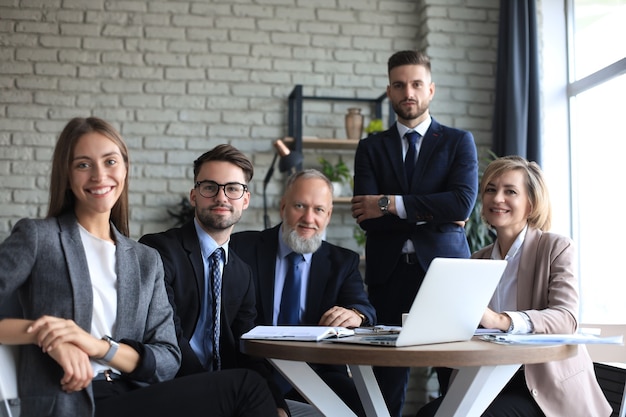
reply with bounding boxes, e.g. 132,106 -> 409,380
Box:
196,181 -> 246,199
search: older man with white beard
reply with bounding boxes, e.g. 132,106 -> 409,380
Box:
230,169 -> 376,417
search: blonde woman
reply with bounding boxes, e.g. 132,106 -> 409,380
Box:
417,155 -> 610,417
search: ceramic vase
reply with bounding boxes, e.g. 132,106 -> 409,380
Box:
345,108 -> 364,140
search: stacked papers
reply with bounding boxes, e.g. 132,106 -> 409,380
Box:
481,333 -> 624,345
241,325 -> 354,342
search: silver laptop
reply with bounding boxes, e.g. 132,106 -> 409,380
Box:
333,257 -> 506,347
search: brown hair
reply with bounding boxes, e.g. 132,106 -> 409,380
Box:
480,155 -> 552,231
47,117 -> 130,236
388,50 -> 431,75
193,144 -> 254,183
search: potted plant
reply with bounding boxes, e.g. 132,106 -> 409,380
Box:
364,118 -> 385,135
465,150 -> 498,253
318,156 -> 351,196
168,197 -> 195,226
353,225 -> 366,255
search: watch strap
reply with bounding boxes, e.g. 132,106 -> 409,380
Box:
100,335 -> 119,364
351,308 -> 368,326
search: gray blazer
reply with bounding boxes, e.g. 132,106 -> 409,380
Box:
0,212 -> 181,417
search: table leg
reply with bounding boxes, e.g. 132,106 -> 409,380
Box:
349,365 -> 391,417
435,364 -> 521,417
269,358 -> 357,416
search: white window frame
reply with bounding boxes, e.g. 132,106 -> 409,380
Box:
541,0 -> 626,323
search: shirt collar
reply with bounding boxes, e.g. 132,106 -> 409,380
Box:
491,224 -> 527,260
193,218 -> 229,263
396,116 -> 432,139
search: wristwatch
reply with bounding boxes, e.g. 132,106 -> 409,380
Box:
378,195 -> 390,214
100,335 -> 119,364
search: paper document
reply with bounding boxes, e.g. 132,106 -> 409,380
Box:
241,325 -> 355,342
474,328 -> 505,336
481,333 -> 624,345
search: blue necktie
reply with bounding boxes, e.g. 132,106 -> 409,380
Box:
278,252 -> 304,325
405,131 -> 420,185
209,248 -> 224,370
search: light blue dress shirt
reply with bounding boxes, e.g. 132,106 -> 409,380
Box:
272,225 -> 313,325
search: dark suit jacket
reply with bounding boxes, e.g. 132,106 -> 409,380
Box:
139,222 -> 260,375
140,222 -> 289,412
353,118 -> 478,285
230,224 -> 376,326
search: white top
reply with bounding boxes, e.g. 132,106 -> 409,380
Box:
78,224 -> 118,376
488,225 -> 533,334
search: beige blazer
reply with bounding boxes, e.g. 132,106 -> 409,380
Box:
473,227 -> 611,417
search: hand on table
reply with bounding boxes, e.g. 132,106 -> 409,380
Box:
319,306 -> 363,328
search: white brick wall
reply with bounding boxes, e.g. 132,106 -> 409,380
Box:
0,0 -> 498,250
1,0 -> 497,262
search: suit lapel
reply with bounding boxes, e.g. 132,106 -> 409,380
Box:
257,227 -> 281,324
516,227 -> 541,310
58,213 -> 93,331
382,125 -> 410,191
412,119 -> 441,190
305,243 -> 332,324
181,222 -> 206,301
112,227 -> 140,339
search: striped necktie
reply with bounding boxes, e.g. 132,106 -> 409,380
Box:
209,247 -> 224,370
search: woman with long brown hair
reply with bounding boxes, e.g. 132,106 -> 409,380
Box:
0,117 -> 277,417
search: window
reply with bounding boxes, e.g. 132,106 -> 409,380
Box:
567,0 -> 626,323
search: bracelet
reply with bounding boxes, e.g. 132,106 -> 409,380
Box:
507,320 -> 514,333
351,308 -> 368,326
100,335 -> 119,364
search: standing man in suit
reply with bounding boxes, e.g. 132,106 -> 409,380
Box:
140,144 -> 296,417
230,169 -> 376,417
351,50 -> 478,417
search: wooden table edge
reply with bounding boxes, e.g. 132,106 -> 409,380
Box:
241,338 -> 578,368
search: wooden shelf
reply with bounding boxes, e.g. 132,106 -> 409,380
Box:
282,137 -> 360,151
333,196 -> 351,204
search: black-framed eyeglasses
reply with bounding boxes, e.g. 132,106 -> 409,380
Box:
194,180 -> 248,200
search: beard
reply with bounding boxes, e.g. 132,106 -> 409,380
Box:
281,224 -> 323,254
391,99 -> 429,123
196,204 -> 241,231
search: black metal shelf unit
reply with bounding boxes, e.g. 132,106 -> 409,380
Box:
287,84 -> 393,170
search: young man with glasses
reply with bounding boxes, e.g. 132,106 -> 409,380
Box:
140,145 -> 298,417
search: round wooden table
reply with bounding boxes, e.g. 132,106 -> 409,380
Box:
241,338 -> 577,417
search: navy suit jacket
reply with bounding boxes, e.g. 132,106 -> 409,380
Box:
353,118 -> 478,285
230,225 -> 376,326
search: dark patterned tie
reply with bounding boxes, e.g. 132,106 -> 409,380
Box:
209,247 -> 224,370
278,252 -> 304,325
405,130 -> 421,185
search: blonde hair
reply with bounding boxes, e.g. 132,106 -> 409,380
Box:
480,155 -> 551,231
